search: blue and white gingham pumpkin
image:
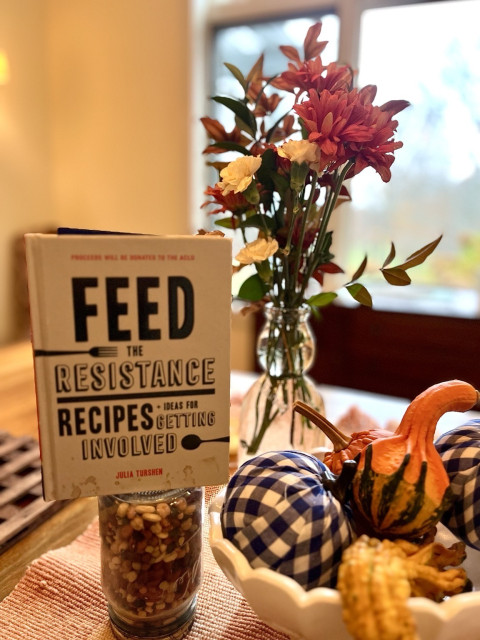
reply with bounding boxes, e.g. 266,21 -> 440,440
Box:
221,450 -> 354,590
435,420 -> 480,550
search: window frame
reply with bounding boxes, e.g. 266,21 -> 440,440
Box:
202,0 -> 440,69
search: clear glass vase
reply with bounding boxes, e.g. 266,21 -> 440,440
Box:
238,305 -> 327,464
98,487 -> 203,640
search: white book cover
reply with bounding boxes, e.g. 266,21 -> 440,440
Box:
25,232 -> 232,501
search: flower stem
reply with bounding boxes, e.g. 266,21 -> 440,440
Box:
292,173 -> 318,297
247,376 -> 280,454
298,160 -> 354,303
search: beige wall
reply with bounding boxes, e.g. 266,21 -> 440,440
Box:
0,0 -> 53,343
0,0 -> 194,344
0,0 -> 254,370
45,0 -> 193,236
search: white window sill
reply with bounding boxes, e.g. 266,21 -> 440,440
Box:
336,285 -> 480,319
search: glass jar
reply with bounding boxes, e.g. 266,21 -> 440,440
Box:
238,305 -> 326,464
98,487 -> 203,640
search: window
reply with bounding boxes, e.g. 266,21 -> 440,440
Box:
336,0 -> 480,317
212,15 -> 340,103
200,0 -> 480,318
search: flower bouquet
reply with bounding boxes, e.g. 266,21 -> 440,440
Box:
201,22 -> 441,459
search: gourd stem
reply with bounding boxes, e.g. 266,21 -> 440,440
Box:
395,381 -> 480,445
293,400 -> 351,451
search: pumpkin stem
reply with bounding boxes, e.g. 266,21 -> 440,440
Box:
293,400 -> 352,451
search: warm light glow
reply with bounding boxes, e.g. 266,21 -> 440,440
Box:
0,50 -> 10,85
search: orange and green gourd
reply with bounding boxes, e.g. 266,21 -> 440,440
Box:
351,380 -> 480,539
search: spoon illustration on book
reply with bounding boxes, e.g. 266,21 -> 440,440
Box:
181,434 -> 230,450
34,346 -> 118,358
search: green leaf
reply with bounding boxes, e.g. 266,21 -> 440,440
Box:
269,171 -> 290,198
265,109 -> 291,143
214,218 -> 234,229
250,71 -> 279,114
381,267 -> 412,286
238,214 -> 275,232
224,63 -> 247,91
382,242 -> 396,268
395,235 -> 442,271
346,283 -> 373,307
307,292 -> 338,308
245,54 -> 264,84
235,117 -> 256,138
349,255 -> 368,283
212,96 -> 257,137
255,148 -> 279,207
256,148 -> 276,187
298,118 -> 309,139
256,260 -> 273,282
317,231 -> 334,260
237,274 -> 268,302
208,141 -> 251,155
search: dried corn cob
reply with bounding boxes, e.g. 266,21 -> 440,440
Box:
337,535 -> 418,640
338,535 -> 469,640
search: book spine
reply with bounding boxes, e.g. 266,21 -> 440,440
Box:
25,235 -> 57,500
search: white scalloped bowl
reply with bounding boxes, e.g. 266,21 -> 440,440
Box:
209,488 -> 480,640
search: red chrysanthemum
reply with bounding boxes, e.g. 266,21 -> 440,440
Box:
294,89 -> 375,171
273,58 -> 353,99
295,87 -> 409,181
272,22 -> 353,100
344,97 -> 410,182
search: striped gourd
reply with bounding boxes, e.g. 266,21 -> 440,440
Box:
352,380 -> 479,539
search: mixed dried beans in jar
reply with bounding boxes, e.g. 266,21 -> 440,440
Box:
98,488 -> 203,638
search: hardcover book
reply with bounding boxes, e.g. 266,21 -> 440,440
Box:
25,232 -> 232,501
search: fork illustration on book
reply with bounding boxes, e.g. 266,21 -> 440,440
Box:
34,346 -> 118,358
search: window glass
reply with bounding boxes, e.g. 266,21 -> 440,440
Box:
334,0 -> 480,316
212,14 -> 340,101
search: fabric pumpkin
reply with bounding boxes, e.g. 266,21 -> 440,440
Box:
221,450 -> 354,590
435,420 -> 480,550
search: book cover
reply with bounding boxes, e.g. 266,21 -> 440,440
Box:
25,233 -> 232,501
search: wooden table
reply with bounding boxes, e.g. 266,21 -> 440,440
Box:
1,341 -> 478,603
0,340 -> 40,440
0,342 -> 98,600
